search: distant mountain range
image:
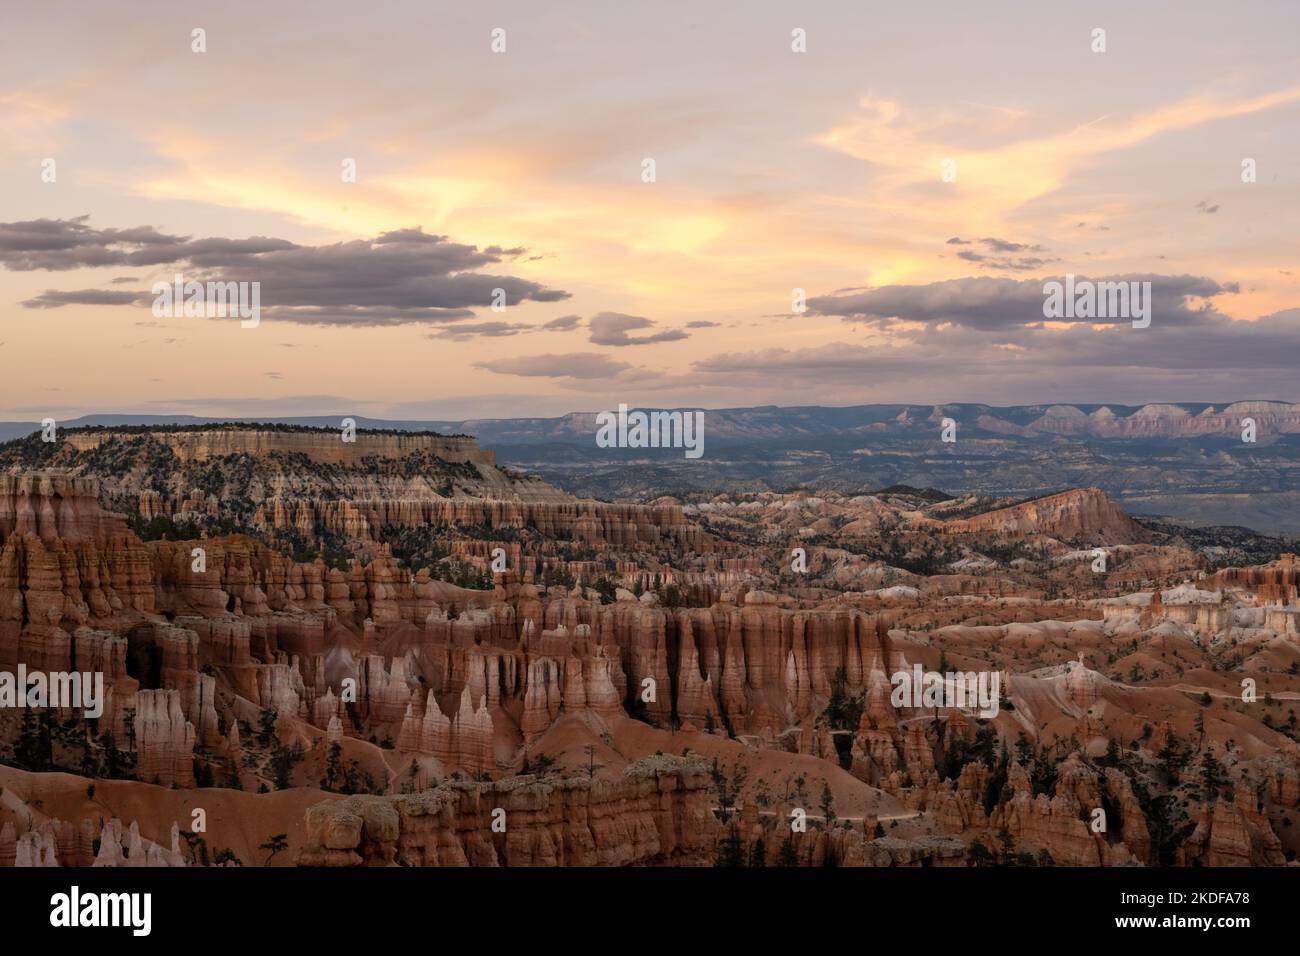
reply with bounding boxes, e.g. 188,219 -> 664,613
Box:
6,400 -> 1300,443
456,400 -> 1300,444
4,402 -> 1299,533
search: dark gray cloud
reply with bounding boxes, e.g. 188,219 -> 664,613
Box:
685,320 -> 720,328
588,312 -> 689,346
23,288 -> 146,308
0,217 -> 284,270
809,274 -> 1238,330
475,352 -> 633,379
945,236 -> 1054,272
690,303 -> 1300,400
428,313 -> 614,340
954,250 -> 1055,272
980,237 -> 1038,253
686,267 -> 1296,404
3,217 -> 568,326
429,321 -> 532,340
946,236 -> 1043,253
256,305 -> 475,326
541,314 -> 583,331
427,312 -> 698,343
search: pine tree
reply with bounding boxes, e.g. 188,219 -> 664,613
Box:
777,834 -> 798,867
1102,737 -> 1122,768
1200,751 -> 1228,802
713,823 -> 745,867
260,834 -> 289,866
966,842 -> 993,867
819,782 -> 836,828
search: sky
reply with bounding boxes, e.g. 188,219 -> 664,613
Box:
1,0 -> 1298,420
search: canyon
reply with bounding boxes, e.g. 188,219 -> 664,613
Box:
0,424 -> 1295,868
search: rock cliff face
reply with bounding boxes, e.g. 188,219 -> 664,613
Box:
1181,790 -> 1287,866
298,756 -> 714,866
987,755 -> 1147,866
252,496 -> 702,551
735,811 -> 966,867
0,467 -> 721,792
17,428 -> 706,554
944,488 -> 1148,544
0,474 -> 130,545
1208,553 -> 1300,602
0,474 -> 155,671
0,807 -> 188,868
0,478 -> 907,762
66,429 -> 494,469
133,689 -> 197,788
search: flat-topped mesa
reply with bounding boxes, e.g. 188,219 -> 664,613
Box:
41,428 -> 708,546
0,427 -> 689,549
943,487 -> 1148,545
63,428 -> 495,468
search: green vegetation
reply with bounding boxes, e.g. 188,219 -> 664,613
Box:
260,833 -> 289,865
821,667 -> 865,731
321,741 -> 379,794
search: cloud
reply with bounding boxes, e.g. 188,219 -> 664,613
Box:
22,288 -> 146,308
1195,200 -> 1220,215
475,352 -> 633,379
0,216 -> 280,270
685,320 -> 720,328
3,217 -> 569,326
429,321 -> 533,340
953,250 -> 1055,272
978,237 -> 1037,253
818,85 -> 1300,225
541,314 -> 583,331
687,303 -> 1300,402
588,312 -> 689,346
258,305 -> 476,326
808,274 -> 1238,330
945,237 -> 1055,272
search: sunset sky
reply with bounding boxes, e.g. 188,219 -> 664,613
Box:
2,0 -> 1299,420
